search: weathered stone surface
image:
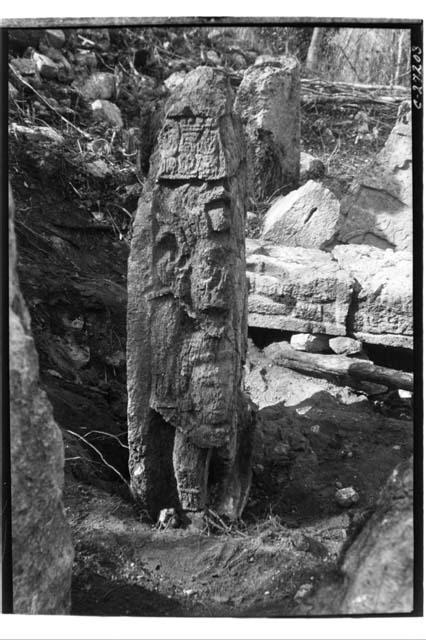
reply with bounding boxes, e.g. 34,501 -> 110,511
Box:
128,66 -> 254,521
329,336 -> 363,356
164,70 -> 187,92
262,180 -> 341,249
290,333 -> 330,353
338,102 -> 412,251
78,71 -> 116,101
32,51 -> 59,80
246,239 -> 353,336
338,457 -> 413,613
9,183 -> 74,613
333,244 -> 413,348
44,29 -> 66,49
235,59 -> 300,203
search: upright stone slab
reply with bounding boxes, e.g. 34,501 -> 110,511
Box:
128,66 -> 254,521
235,59 -> 300,205
9,183 -> 74,613
338,101 -> 412,251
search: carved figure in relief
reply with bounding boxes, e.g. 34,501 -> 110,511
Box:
127,67 -> 254,522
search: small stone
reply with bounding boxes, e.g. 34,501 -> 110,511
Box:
91,99 -> 123,129
32,51 -> 59,79
329,336 -> 363,356
290,333 -> 330,353
294,583 -> 313,601
44,29 -> 66,49
300,152 -> 325,183
264,591 -> 270,596
79,72 -> 116,101
335,486 -> 360,508
85,159 -> 111,179
398,389 -> 412,399
183,589 -> 195,596
335,481 -> 343,488
157,507 -> 179,529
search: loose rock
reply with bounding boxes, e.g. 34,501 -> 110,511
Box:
335,486 -> 360,507
300,151 -> 325,183
91,99 -> 123,129
290,333 -> 330,353
78,71 -> 116,101
261,180 -> 341,250
329,336 -> 363,356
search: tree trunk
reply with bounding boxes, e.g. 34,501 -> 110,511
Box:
264,342 -> 413,391
393,30 -> 405,86
306,27 -> 325,73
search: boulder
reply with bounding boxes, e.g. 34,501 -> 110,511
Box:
246,239 -> 353,336
128,66 -> 254,521
261,180 -> 341,249
235,59 -> 300,203
333,244 -> 413,349
338,102 -> 412,251
335,458 -> 413,613
290,333 -> 330,353
9,182 -> 74,613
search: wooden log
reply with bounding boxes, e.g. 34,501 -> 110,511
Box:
264,341 -> 413,392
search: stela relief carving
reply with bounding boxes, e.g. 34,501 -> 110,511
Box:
127,66 -> 255,521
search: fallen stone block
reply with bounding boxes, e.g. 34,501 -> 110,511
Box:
246,239 -> 353,336
262,180 -> 341,249
332,244 -> 413,349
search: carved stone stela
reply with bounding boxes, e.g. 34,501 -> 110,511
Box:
127,66 -> 254,520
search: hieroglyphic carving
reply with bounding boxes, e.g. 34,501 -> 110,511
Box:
127,66 -> 254,521
158,116 -> 227,180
